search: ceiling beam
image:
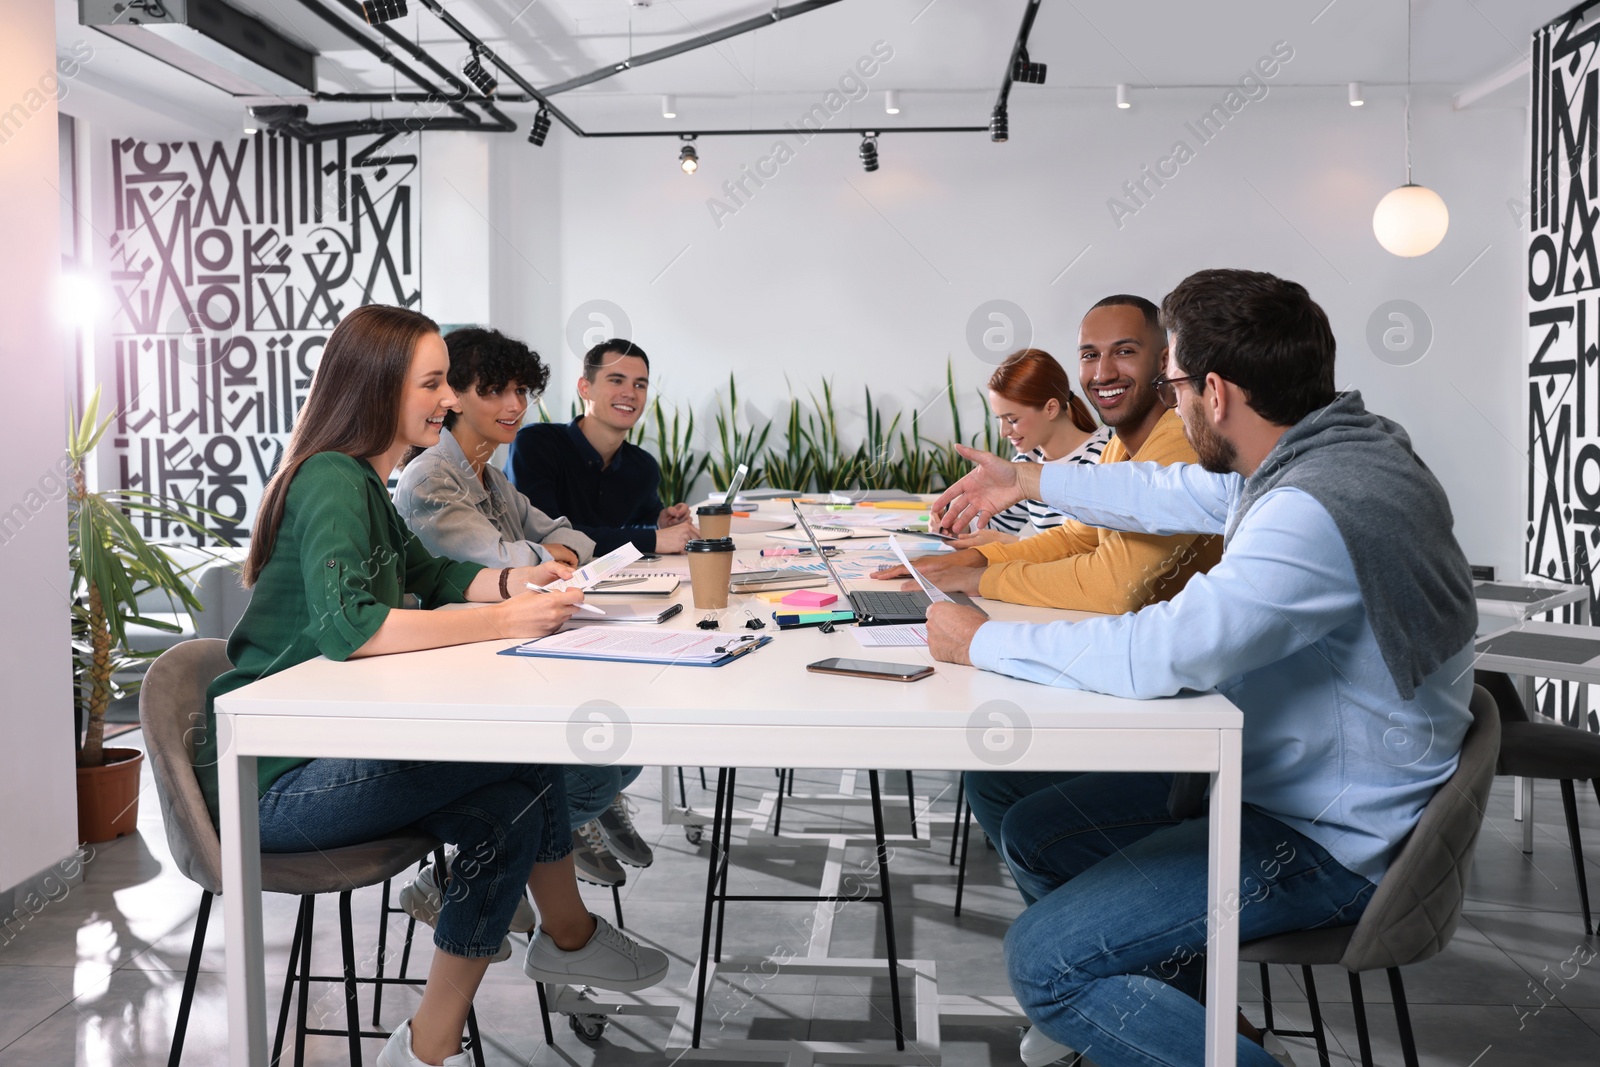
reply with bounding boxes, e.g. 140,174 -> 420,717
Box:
1452,55 -> 1529,110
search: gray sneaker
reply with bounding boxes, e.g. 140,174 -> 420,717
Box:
523,912 -> 669,991
597,794 -> 655,868
572,822 -> 627,887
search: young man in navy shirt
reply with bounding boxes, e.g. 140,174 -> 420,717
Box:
507,339 -> 698,555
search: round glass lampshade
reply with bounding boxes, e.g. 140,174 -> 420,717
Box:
1372,183 -> 1449,257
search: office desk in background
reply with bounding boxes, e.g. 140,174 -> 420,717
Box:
215,525 -> 1247,1067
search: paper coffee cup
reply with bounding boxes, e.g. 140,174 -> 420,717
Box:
686,537 -> 736,609
697,503 -> 733,539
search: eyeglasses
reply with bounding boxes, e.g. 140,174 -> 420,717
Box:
1152,373 -> 1207,410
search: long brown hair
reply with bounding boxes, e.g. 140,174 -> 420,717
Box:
988,348 -> 1098,434
244,304 -> 440,586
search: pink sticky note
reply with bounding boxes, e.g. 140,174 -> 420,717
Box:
782,589 -> 838,608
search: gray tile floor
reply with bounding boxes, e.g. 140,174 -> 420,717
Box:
2,740 -> 1598,1066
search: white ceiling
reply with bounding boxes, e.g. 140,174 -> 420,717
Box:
57,0 -> 1578,131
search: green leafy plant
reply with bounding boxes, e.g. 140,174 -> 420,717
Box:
930,361 -> 973,489
709,373 -> 771,491
643,398 -> 710,504
804,380 -> 859,492
68,387 -> 229,768
852,386 -> 903,490
892,410 -> 938,493
762,397 -> 814,492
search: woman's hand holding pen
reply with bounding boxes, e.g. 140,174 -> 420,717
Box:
496,586 -> 585,638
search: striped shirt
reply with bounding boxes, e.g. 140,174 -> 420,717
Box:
988,426 -> 1112,537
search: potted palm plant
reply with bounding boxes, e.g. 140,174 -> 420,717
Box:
69,386 -> 228,842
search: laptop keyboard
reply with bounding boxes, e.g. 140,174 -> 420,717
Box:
850,589 -> 931,616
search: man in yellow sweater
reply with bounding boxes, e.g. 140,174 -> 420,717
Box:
875,295 -> 1221,612
873,294 -> 1223,876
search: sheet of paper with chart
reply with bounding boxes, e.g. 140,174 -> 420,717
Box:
538,542 -> 643,592
888,535 -> 952,604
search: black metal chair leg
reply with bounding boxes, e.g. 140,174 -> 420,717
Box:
535,980 -> 555,1045
949,774 -> 965,864
167,890 -> 212,1067
397,857 -> 425,982
678,766 -> 688,808
692,769 -> 730,1047
714,768 -> 737,962
612,883 -> 625,928
338,891 -> 364,1066
699,766 -> 708,790
1348,970 -> 1374,1067
787,769 -> 796,796
1258,962 -> 1275,1033
954,798 -> 974,917
1560,779 -> 1594,934
867,772 -> 906,1050
372,879 -> 392,1026
773,768 -> 788,835
904,770 -> 918,839
1302,966 -> 1331,1067
271,900 -> 306,1067
1388,968 -> 1421,1067
1305,966 -> 1331,1067
465,1006 -> 486,1067
293,896 -> 315,1067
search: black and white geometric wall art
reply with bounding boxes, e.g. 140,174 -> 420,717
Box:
108,132 -> 420,543
1528,12 -> 1600,725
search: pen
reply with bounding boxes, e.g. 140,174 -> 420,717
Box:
525,583 -> 607,615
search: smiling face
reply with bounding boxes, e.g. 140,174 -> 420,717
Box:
397,331 -> 458,449
1078,304 -> 1164,431
578,353 -> 650,432
456,378 -> 531,447
988,388 -> 1061,455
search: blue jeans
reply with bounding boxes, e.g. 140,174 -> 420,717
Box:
258,759 -> 570,959
964,769 -> 1084,900
1001,773 -> 1376,1067
565,765 -> 642,829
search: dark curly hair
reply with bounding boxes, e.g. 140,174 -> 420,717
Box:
441,326 -> 551,430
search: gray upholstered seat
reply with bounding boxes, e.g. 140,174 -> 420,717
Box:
1475,667 -> 1600,935
1243,683 -> 1501,1067
139,638 -> 437,896
138,638 -> 442,1066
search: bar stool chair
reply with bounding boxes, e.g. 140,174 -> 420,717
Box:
140,639 -> 487,1065
1251,683 -> 1501,1067
1475,669 -> 1600,933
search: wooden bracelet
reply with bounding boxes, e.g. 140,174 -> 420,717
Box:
499,567 -> 512,600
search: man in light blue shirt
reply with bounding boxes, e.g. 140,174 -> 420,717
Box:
926,269 -> 1477,1067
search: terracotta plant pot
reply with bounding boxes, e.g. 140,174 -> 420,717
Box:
76,747 -> 144,844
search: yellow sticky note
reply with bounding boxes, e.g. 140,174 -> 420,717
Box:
755,590 -> 791,603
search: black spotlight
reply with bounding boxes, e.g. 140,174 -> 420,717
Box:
1011,50 -> 1047,84
679,136 -> 699,174
527,107 -> 551,146
989,105 -> 1009,143
859,134 -> 879,172
463,48 -> 497,98
360,0 -> 407,24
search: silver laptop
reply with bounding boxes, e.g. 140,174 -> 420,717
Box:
790,503 -> 984,626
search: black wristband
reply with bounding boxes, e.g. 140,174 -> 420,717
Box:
499,567 -> 512,600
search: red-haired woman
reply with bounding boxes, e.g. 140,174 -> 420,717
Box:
953,348 -> 1109,548
193,304 -> 667,1067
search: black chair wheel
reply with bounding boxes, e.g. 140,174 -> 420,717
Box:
568,1012 -> 608,1044
685,824 -> 706,846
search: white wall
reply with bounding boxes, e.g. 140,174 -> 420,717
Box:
0,0 -> 82,893
521,83 -> 1526,577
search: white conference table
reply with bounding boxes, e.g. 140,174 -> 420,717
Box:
215,526 -> 1245,1066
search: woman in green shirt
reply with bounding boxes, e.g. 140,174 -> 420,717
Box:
198,305 -> 667,1067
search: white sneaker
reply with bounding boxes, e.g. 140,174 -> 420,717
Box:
398,862 -> 536,962
377,1020 -> 473,1067
1020,1024 -> 1078,1066
523,912 -> 670,992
